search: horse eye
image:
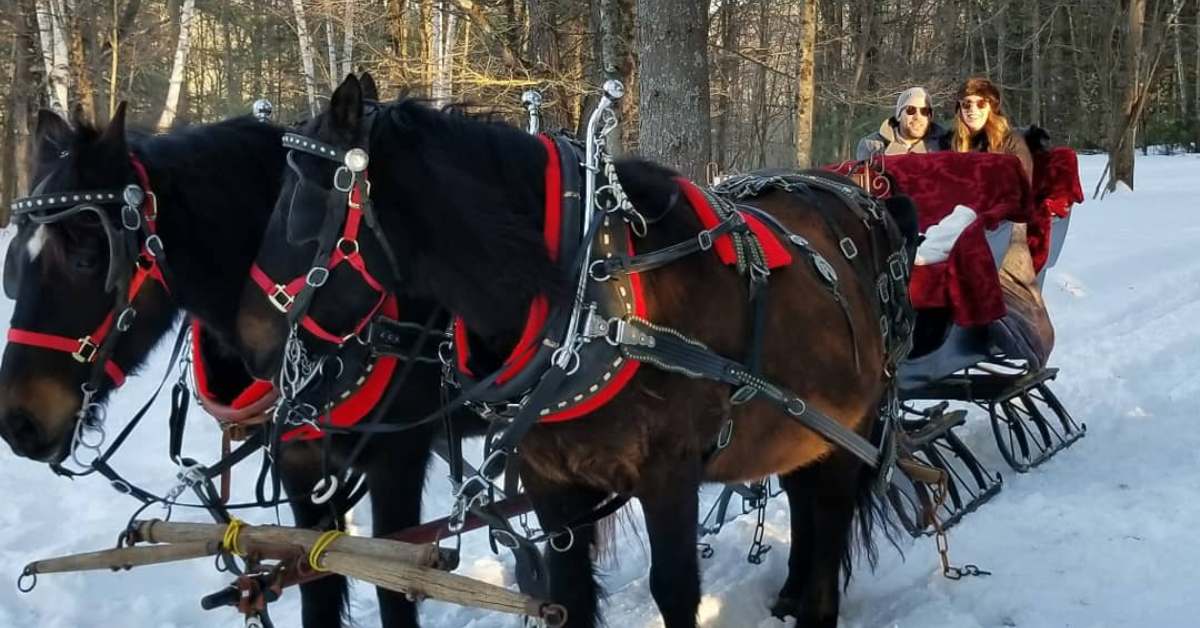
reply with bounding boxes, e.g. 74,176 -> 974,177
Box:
73,253 -> 100,272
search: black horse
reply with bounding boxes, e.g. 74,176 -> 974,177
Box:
0,95 -> 444,627
237,74 -> 918,628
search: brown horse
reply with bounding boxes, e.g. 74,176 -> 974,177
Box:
236,75 -> 917,628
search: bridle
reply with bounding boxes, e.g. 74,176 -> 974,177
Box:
5,155 -> 169,464
249,113 -> 404,348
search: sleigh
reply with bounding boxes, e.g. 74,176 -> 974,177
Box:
829,145 -> 1086,536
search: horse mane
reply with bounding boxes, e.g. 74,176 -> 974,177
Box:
372,100 -> 566,339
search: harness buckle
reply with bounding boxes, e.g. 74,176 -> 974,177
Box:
839,237 -> 859,259
605,318 -> 655,348
697,229 -> 715,251
145,234 -> 164,258
268,285 -> 295,313
121,204 -> 141,231
306,267 -> 329,287
73,336 -> 98,363
890,255 -> 907,281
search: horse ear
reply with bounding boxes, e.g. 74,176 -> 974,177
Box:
35,109 -> 73,157
359,72 -> 379,102
99,101 -> 128,150
329,74 -> 363,131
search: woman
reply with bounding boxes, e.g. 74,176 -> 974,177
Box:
952,77 -> 1033,185
952,77 -> 1053,366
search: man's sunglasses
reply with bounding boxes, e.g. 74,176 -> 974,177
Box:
903,106 -> 932,117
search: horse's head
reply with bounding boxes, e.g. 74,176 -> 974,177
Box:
236,73 -> 397,379
0,104 -> 176,463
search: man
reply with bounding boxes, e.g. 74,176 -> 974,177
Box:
855,87 -> 948,160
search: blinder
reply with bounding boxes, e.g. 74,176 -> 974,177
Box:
8,184 -> 146,296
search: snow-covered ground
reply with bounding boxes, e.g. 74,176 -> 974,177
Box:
1,153 -> 1198,627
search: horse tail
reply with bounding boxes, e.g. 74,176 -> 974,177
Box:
843,432 -> 902,588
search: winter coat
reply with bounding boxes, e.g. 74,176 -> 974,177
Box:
968,130 -> 1034,186
855,118 -> 949,161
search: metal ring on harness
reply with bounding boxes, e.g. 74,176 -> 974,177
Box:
490,528 -> 521,549
311,475 -> 340,505
116,307 -> 138,332
333,166 -> 354,193
548,528 -> 575,553
588,259 -> 612,282
336,238 -> 359,257
16,568 -> 36,593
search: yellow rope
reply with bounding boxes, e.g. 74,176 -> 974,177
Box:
308,530 -> 345,572
221,518 -> 247,557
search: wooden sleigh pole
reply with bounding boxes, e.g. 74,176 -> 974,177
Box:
19,518 -> 566,626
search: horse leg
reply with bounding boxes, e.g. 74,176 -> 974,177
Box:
638,462 -> 702,628
365,431 -> 434,628
522,468 -> 606,628
278,442 -> 350,628
773,451 -> 864,628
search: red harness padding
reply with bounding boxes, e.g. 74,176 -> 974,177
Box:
190,320 -> 277,424
250,173 -> 388,344
454,134 -> 647,423
673,177 -> 794,269
280,295 -> 403,441
6,155 -> 168,389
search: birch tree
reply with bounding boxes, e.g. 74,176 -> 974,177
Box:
292,0 -> 319,115
431,0 -> 457,106
341,0 -> 354,77
156,0 -> 195,131
34,0 -> 70,113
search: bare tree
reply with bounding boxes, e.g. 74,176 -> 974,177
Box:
292,0 -> 320,115
34,0 -> 69,113
794,0 -> 817,168
636,0 -> 711,181
341,0 -> 354,77
156,0 -> 195,131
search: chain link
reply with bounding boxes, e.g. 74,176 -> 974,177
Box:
928,471 -> 991,580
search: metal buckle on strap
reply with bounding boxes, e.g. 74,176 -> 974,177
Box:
73,336 -> 98,363
839,237 -> 858,259
697,229 -> 715,251
306,267 -> 329,287
877,275 -> 891,303
890,255 -> 907,281
116,307 -> 137,332
268,285 -> 294,313
605,318 -> 655,348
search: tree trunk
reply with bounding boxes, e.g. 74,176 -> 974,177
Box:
341,0 -> 354,76
528,0 -> 566,129
996,0 -> 1007,85
292,0 -> 319,115
1171,0 -> 1185,118
2,0 -> 37,222
326,18 -> 339,89
1029,0 -> 1042,124
156,0 -> 195,131
1107,0 -> 1145,192
431,0 -> 457,106
418,0 -> 433,96
794,0 -> 817,168
598,0 -> 636,151
66,0 -> 96,122
34,0 -> 69,113
713,0 -> 737,170
751,0 -> 768,167
635,0 -> 711,182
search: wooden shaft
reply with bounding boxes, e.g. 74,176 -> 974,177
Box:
133,519 -> 445,569
320,550 -> 566,627
24,541 -> 219,575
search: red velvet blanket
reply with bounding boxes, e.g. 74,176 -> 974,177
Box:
1029,147 -> 1084,271
828,152 -> 1033,327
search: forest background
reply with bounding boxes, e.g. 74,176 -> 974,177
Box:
0,0 -> 1194,222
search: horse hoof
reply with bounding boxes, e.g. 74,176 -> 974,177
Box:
770,596 -> 802,620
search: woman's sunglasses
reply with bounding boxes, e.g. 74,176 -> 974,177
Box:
903,106 -> 932,117
959,98 -> 991,111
